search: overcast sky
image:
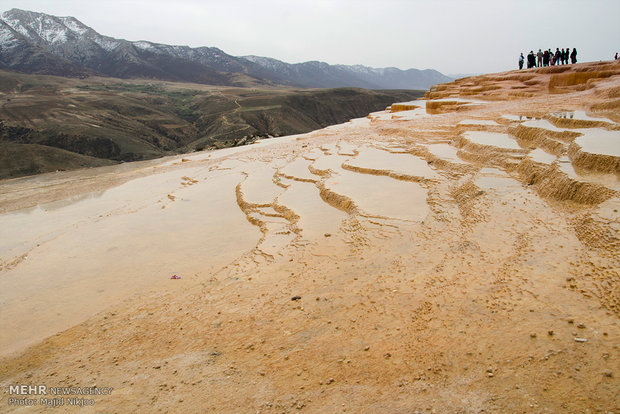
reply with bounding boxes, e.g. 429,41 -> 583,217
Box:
1,0 -> 618,76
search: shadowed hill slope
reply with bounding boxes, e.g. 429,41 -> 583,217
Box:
0,70 -> 423,179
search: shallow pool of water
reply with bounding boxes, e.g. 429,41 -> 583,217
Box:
239,163 -> 283,205
280,158 -> 317,182
337,142 -> 359,156
0,169 -> 262,355
528,148 -> 557,164
311,154 -> 350,174
325,170 -> 429,221
551,110 -> 613,123
344,146 -> 439,179
462,131 -> 522,150
574,128 -> 620,157
161,135 -> 303,166
302,148 -> 325,161
277,180 -> 347,240
558,157 -> 620,190
458,119 -> 499,126
522,119 -> 569,132
427,143 -> 466,163
475,168 -> 522,192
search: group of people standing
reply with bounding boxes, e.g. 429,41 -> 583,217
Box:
519,48 -> 577,69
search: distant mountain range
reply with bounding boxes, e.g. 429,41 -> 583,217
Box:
0,8 -> 452,89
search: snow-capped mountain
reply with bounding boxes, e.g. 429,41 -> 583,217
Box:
0,8 -> 238,84
1,8 -> 119,52
0,15 -> 88,77
0,9 -> 452,89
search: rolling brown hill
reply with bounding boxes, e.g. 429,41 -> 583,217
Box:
0,70 -> 423,179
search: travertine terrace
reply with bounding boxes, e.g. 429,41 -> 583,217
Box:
1,60 -> 619,412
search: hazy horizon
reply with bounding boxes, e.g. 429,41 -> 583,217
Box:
0,0 -> 618,76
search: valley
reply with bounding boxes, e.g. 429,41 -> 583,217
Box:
0,70 -> 422,179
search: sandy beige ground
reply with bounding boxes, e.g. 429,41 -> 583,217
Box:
1,61 -> 619,413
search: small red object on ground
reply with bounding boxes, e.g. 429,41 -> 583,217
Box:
170,275 -> 182,279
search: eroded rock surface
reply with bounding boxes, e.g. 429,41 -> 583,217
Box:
1,60 -> 619,412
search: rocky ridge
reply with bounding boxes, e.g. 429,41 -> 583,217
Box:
0,8 -> 452,89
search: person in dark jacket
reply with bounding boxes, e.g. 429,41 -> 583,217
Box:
543,49 -> 550,66
570,48 -> 577,64
554,48 -> 561,65
527,51 -> 536,69
519,53 -> 524,70
526,52 -> 531,68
